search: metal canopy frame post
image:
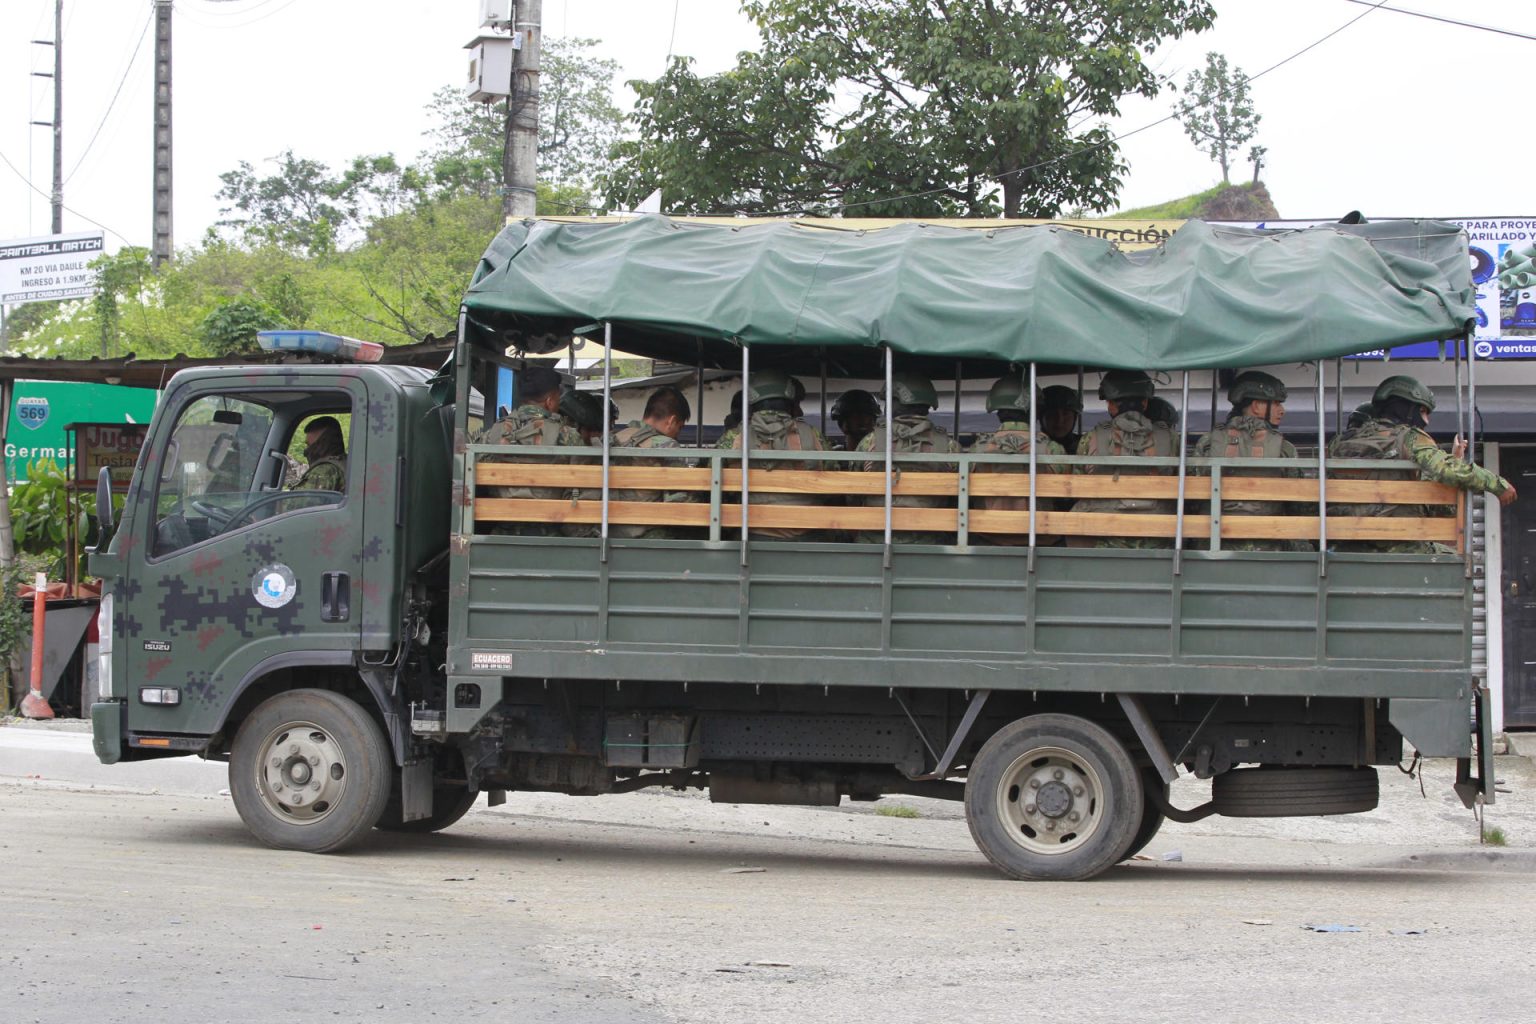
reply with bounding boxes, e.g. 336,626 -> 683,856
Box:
1465,326 -> 1477,577
883,346 -> 894,569
1316,361 -> 1328,576
740,343 -> 750,567
1027,362 -> 1038,572
953,359 -> 963,437
1453,337 -> 1464,455
1174,371 -> 1191,575
600,322 -> 613,562
819,352 -> 829,437
695,338 -> 704,448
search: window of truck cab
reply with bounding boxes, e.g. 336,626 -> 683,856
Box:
147,390 -> 354,560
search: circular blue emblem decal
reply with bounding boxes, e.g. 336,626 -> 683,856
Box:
252,564 -> 297,609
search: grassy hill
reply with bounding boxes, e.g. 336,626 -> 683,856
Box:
1116,181 -> 1279,221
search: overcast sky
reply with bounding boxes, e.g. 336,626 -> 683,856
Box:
1,0 -> 1530,252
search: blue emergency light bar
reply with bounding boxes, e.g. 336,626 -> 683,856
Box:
256,330 -> 385,363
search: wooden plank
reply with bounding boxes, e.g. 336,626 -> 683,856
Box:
474,498 -> 1458,542
478,462 -> 1459,506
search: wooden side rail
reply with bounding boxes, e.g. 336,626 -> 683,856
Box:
475,463 -> 1460,505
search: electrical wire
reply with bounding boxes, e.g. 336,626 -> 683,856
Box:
0,147 -> 134,244
666,0 -> 681,62
714,0 -> 1395,219
184,0 -> 287,16
64,9 -> 154,185
1341,0 -> 1536,42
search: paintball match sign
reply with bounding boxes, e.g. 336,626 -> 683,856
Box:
0,231 -> 104,304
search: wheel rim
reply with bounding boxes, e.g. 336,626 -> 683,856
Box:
994,745 -> 1106,856
253,719 -> 349,826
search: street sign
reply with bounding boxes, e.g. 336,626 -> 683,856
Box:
0,231 -> 104,304
5,381 -> 158,482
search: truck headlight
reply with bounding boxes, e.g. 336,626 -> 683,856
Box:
97,593 -> 114,699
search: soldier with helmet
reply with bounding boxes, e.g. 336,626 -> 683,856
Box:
1145,396 -> 1180,431
473,365 -> 588,535
831,389 -> 881,451
1039,385 -> 1084,454
855,371 -> 961,544
1192,370 -> 1304,551
566,386 -> 695,540
717,368 -> 831,540
1328,375 -> 1516,552
558,389 -> 606,444
967,374 -> 1067,546
1071,370 -> 1177,548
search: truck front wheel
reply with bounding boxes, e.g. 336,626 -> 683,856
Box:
965,714 -> 1143,881
229,689 -> 392,853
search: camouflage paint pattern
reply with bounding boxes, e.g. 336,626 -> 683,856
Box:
473,402 -> 588,536
1072,410 -> 1176,549
966,423 -> 1066,546
1193,414 -> 1309,552
717,410 -> 830,540
849,415 -> 959,544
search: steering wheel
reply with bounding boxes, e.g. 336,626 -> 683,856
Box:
190,499 -> 235,529
221,489 -> 339,533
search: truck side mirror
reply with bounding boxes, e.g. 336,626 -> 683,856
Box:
93,466 -> 115,549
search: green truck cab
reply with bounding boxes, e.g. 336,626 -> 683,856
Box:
91,216 -> 1496,881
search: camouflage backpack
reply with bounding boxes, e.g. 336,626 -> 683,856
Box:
1328,419 -> 1421,518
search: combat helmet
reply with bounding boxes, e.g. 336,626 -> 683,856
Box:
1145,396 -> 1179,427
986,374 -> 1035,415
747,368 -> 804,405
1228,370 -> 1288,406
1040,385 -> 1083,414
1097,369 -> 1156,401
888,371 -> 938,410
831,389 -> 881,421
558,389 -> 604,432
1372,375 -> 1436,412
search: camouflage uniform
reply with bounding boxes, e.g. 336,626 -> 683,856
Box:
293,456 -> 346,492
1193,414 -> 1305,552
1328,417 -> 1510,553
967,423 -> 1066,546
717,410 -> 830,540
565,421 -> 693,539
854,415 -> 961,544
474,402 -> 587,536
1072,411 -> 1176,549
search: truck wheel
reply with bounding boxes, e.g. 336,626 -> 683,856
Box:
1121,774 -> 1167,862
229,689 -> 392,853
965,714 -> 1143,881
376,774 -> 480,834
1212,766 -> 1379,817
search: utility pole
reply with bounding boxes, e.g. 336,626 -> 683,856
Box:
502,0 -> 541,220
151,0 -> 173,266
29,0 -> 64,234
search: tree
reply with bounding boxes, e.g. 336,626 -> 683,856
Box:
1172,52 -> 1260,185
216,151 -> 425,254
603,1 -> 1216,219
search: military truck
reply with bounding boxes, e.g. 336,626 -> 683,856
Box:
89,216 -> 1495,881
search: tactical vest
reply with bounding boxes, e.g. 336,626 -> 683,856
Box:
856,416 -> 958,544
1204,417 -> 1291,517
730,410 -> 828,539
565,421 -> 683,540
295,455 -> 346,492
1328,419 -> 1421,519
1074,412 -> 1175,517
969,424 -> 1063,546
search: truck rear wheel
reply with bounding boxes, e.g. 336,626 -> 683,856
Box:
1121,773 -> 1167,862
229,689 -> 392,853
1212,766 -> 1379,817
965,714 -> 1143,881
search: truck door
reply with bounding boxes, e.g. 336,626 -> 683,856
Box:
119,376 -> 372,737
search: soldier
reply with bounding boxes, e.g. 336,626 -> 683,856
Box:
721,390 -> 744,434
1328,375 -> 1516,553
1145,396 -> 1180,430
473,365 -> 587,536
1039,385 -> 1084,455
1345,402 -> 1377,431
967,374 -> 1066,546
717,369 -> 831,540
831,389 -> 881,451
558,389 -> 606,444
1192,370 -> 1304,551
567,386 -> 695,539
1071,370 -> 1176,548
291,416 -> 347,492
855,371 -> 961,544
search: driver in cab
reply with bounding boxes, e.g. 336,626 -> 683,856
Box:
291,417 -> 347,492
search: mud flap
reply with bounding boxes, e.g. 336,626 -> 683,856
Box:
1454,684 -> 1495,809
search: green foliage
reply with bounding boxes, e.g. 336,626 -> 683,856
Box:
1483,825 -> 1508,847
0,561 -> 31,702
603,1 -> 1216,218
1115,183 -> 1238,219
201,299 -> 282,356
9,460 -> 71,572
1172,52 -> 1261,185
874,803 -> 921,819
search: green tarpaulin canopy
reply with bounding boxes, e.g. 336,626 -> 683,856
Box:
462,215 -> 1473,373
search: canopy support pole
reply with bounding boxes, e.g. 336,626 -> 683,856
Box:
1075,366 -> 1084,438
1466,326 -> 1477,578
819,351 -> 828,438
600,322 -> 612,563
1174,371 -> 1191,576
1334,358 -> 1344,438
883,346 -> 894,570
1210,369 -> 1220,437
740,344 -> 750,567
1454,337 -> 1463,456
1317,362 -> 1328,577
1027,362 -> 1038,574
695,338 -> 704,448
953,360 -> 962,437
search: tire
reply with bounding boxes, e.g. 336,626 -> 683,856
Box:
965,714 -> 1144,881
1212,766 -> 1379,817
1121,773 -> 1166,862
376,780 -> 480,834
229,689 -> 392,853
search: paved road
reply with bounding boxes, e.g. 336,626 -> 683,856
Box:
3,722 -> 1534,1023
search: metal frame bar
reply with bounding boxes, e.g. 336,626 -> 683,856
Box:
1027,362 -> 1038,572
1174,371 -> 1191,574
953,359 -> 963,437
695,338 -> 705,448
600,322 -> 612,561
1316,361 -> 1328,575
740,343 -> 750,566
918,689 -> 992,779
883,346 -> 894,567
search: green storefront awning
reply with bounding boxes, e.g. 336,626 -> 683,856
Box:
462,215 -> 1474,372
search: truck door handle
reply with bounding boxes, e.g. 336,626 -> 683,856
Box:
321,572 -> 351,622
